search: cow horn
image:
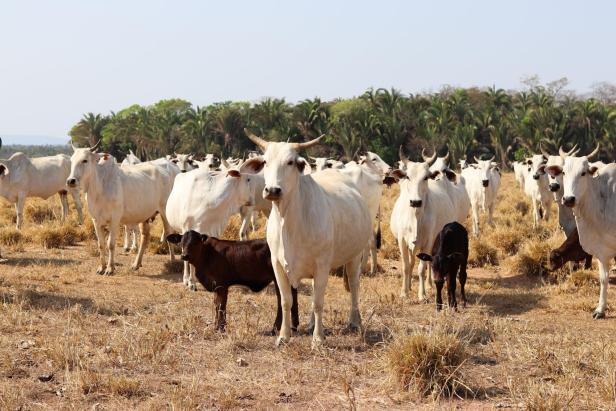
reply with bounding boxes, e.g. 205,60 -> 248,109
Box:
474,155 -> 481,162
539,142 -> 550,158
244,128 -> 269,150
567,144 -> 578,155
399,145 -> 408,162
422,148 -> 437,165
90,140 -> 101,152
558,146 -> 568,157
586,143 -> 600,160
487,155 -> 495,162
442,151 -> 449,162
291,135 -> 325,151
71,143 -> 78,151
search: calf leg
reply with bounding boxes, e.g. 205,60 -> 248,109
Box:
58,190 -> 69,222
213,287 -> 229,331
291,287 -> 299,332
435,280 -> 444,311
131,221 -> 150,270
447,273 -> 457,310
69,188 -> 84,224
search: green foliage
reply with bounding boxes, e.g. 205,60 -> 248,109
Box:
65,82 -> 616,166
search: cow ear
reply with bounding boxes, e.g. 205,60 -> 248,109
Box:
417,253 -> 433,262
227,169 -> 241,178
444,169 -> 457,182
390,169 -> 407,180
589,166 -> 599,175
200,234 -> 209,242
296,158 -> 307,173
545,165 -> 563,176
166,234 -> 182,244
0,163 -> 9,176
382,176 -> 397,186
239,157 -> 265,174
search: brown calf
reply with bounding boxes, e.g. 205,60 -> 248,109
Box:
167,230 -> 299,333
549,228 -> 592,271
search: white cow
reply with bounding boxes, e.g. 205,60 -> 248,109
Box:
512,161 -> 527,188
548,145 -> 614,319
461,156 -> 501,237
194,153 -> 219,170
0,152 -> 84,229
67,146 -> 175,275
238,168 -> 272,240
121,149 -> 141,166
427,151 -> 471,225
245,130 -> 371,348
170,153 -> 197,173
165,160 -> 261,290
542,145 -> 579,237
523,154 -> 552,228
390,154 -> 463,300
310,157 -> 345,172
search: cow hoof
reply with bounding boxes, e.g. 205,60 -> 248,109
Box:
187,283 -> 197,292
131,264 -> 141,271
103,267 -> 115,276
123,247 -> 130,253
592,310 -> 606,319
96,266 -> 105,275
275,337 -> 289,348
311,336 -> 325,349
342,323 -> 361,334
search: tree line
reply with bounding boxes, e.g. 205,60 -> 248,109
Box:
68,78 -> 616,168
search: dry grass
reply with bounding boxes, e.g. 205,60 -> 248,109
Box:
0,175 -> 613,409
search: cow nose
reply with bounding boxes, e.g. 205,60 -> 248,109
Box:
549,183 -> 560,192
181,170 -> 187,173
67,178 -> 76,187
562,196 -> 576,207
181,254 -> 189,261
264,186 -> 282,200
533,174 -> 540,180
482,180 -> 489,187
410,200 -> 422,208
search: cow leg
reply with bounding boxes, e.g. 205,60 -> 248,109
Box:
15,195 -> 25,230
344,255 -> 363,333
448,273 -> 457,310
291,287 -> 299,332
399,239 -> 412,298
131,226 -> 139,252
188,264 -> 197,291
426,263 -> 434,289
584,255 -> 593,270
370,233 -> 378,276
239,206 -> 251,240
58,190 -> 69,222
131,221 -> 150,270
488,200 -> 496,227
123,226 -> 131,252
311,269 -> 329,348
593,258 -> 610,319
273,281 -> 283,334
68,188 -> 84,224
273,260 -> 293,347
213,287 -> 228,331
103,223 -> 118,275
417,259 -> 428,301
157,210 -> 175,261
251,211 -> 258,232
471,205 -> 480,237
459,261 -> 468,308
435,280 -> 444,311
532,200 -> 539,228
93,221 -> 107,275
543,200 -> 550,222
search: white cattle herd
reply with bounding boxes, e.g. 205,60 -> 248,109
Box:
0,134 -> 615,346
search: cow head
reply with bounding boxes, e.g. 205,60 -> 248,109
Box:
417,252 -> 464,282
470,156 -> 497,187
545,155 -> 565,193
227,157 -> 265,207
429,152 -> 457,183
195,153 -> 219,170
310,157 -> 335,172
360,151 -> 392,176
459,158 -> 468,170
548,144 -> 599,208
548,249 -> 565,271
390,161 -> 439,209
171,153 -> 196,173
244,129 -> 322,202
67,142 -> 103,188
166,230 -> 208,262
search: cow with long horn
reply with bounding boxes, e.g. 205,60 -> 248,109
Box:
543,144 -> 579,236
244,129 -> 371,348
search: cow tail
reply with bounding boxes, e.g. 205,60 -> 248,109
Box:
375,205 -> 382,250
343,266 -> 350,292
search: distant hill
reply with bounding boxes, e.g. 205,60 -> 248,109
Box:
1,135 -> 68,146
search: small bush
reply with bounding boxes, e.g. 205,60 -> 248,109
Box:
501,236 -> 559,277
386,333 -> 468,398
468,238 -> 498,267
0,228 -> 25,247
36,225 -> 84,249
24,203 -> 56,224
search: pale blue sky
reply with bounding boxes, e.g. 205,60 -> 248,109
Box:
0,0 -> 614,140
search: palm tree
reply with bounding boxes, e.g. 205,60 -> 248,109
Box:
69,113 -> 109,147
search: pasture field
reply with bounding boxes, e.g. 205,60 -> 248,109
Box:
0,173 -> 615,410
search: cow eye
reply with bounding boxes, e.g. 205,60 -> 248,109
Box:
172,159 -> 178,163
82,160 -> 88,164
287,160 -> 294,166
581,172 -> 586,176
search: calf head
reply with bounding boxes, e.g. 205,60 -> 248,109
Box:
417,252 -> 464,282
167,230 -> 207,262
67,142 -> 103,188
548,249 -> 565,271
245,129 -> 323,202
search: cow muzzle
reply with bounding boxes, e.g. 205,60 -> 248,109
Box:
562,196 -> 576,208
410,200 -> 422,208
481,180 -> 489,187
549,183 -> 560,192
533,173 -> 540,180
66,178 -> 77,188
180,169 -> 187,173
264,186 -> 282,201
